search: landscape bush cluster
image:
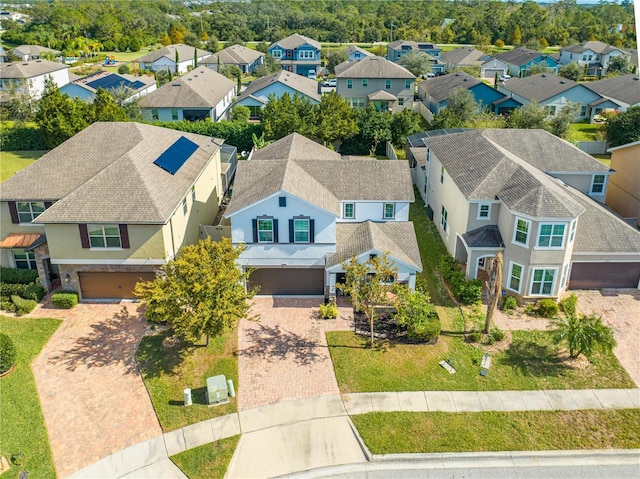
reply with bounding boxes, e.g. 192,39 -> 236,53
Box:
439,256 -> 482,305
319,301 -> 338,319
51,291 -> 79,309
0,125 -> 47,150
536,298 -> 559,318
0,332 -> 17,375
0,268 -> 44,315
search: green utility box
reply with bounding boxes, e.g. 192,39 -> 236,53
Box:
206,374 -> 229,406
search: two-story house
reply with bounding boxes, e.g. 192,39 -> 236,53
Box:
407,129 -> 640,298
138,67 -> 236,122
335,56 -> 416,113
135,44 -> 212,74
418,71 -> 522,116
559,41 -> 629,76
0,122 -> 226,300
200,44 -> 265,74
341,45 -> 375,62
223,133 -> 422,296
497,73 -> 604,121
0,59 -> 70,100
387,40 -> 442,62
268,33 -> 321,78
493,47 -> 559,77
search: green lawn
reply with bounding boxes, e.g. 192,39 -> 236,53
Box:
327,330 -> 634,393
171,436 -> 240,479
352,409 -> 640,454
569,122 -> 602,142
1,151 -> 46,182
0,316 -> 62,479
592,154 -> 611,167
135,328 -> 238,432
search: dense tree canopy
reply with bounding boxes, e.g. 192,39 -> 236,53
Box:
605,106 -> 640,147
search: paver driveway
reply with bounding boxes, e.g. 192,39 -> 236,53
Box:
30,300 -> 161,478
238,297 -> 353,410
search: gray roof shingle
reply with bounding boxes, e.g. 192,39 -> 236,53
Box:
234,70 -> 321,104
335,56 -> 415,79
138,67 -> 235,108
493,47 -> 545,66
441,47 -> 489,66
562,41 -> 623,55
270,33 -> 320,51
1,122 -> 222,224
134,44 -> 211,63
327,221 -> 422,270
200,44 -> 264,66
251,133 -> 341,161
584,74 -> 640,106
499,73 -> 579,102
13,45 -> 61,56
462,225 -> 504,248
0,59 -> 68,79
418,71 -> 481,102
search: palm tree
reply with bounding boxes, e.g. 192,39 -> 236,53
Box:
552,314 -> 616,359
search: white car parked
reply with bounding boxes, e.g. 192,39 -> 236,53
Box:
499,74 -> 511,82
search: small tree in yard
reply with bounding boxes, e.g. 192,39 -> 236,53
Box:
337,253 -> 397,347
394,287 -> 440,343
134,237 -> 256,346
552,314 -> 616,360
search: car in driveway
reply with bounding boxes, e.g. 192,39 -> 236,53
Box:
499,74 -> 511,82
322,78 -> 337,87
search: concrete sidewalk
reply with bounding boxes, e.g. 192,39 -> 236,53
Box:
68,389 -> 640,478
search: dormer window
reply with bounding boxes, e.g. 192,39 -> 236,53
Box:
591,174 -> 605,194
477,203 -> 491,220
343,203 -> 355,219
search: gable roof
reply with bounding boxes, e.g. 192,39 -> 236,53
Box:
138,67 -> 234,108
411,129 -> 606,218
342,45 -> 374,58
270,33 -> 320,51
234,70 -> 321,104
499,73 -> 580,102
584,74 -> 640,106
225,156 -> 414,217
201,44 -> 264,66
1,122 -> 222,224
0,59 -> 68,79
418,71 -> 482,102
335,56 -> 415,79
65,71 -> 155,96
327,221 -> 422,270
494,47 -> 545,66
135,44 -> 211,63
251,133 -> 341,161
562,41 -> 624,55
441,47 -> 489,66
13,44 -> 61,56
388,40 -> 439,51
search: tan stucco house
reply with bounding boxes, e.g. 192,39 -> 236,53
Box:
0,122 -> 225,300
606,141 -> 640,227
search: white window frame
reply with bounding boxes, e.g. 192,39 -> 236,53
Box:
590,174 -> 605,194
257,218 -> 274,243
536,222 -> 566,249
347,79 -> 353,89
17,201 -> 45,223
513,217 -> 531,247
171,108 -> 179,121
560,263 -> 570,290
298,50 -> 315,59
88,224 -> 122,249
12,249 -> 36,269
477,203 -> 491,220
383,203 -> 395,219
271,49 -> 282,59
508,261 -> 523,293
530,267 -> 557,296
343,202 -> 355,219
440,206 -> 448,234
405,79 -> 411,89
385,79 -> 391,90
293,218 -> 310,243
362,79 -> 368,87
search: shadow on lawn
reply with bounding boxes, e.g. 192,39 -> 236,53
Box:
135,331 -> 197,379
242,323 -> 324,366
48,305 -> 147,375
502,340 -> 566,377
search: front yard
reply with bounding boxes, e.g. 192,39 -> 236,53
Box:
0,316 -> 61,479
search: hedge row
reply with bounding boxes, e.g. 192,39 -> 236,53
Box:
439,255 -> 482,305
51,291 -> 78,309
0,125 -> 47,151
0,267 -> 39,284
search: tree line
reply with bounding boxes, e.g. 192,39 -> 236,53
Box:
1,0 -> 635,58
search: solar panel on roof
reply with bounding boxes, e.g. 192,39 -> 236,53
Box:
153,136 -> 199,175
86,74 -> 145,92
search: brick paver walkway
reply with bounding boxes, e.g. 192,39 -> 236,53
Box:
30,301 -> 162,478
238,297 -> 353,410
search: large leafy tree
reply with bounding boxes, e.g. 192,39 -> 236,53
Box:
91,88 -> 128,122
399,51 -> 432,78
607,55 -> 632,75
507,101 -> 548,130
134,237 -> 256,346
316,91 -> 358,147
552,314 -> 616,359
605,106 -> 640,147
390,109 -> 422,148
325,49 -> 349,75
432,88 -> 479,129
548,102 -> 579,139
337,253 -> 398,347
558,62 -> 583,82
355,104 -> 392,156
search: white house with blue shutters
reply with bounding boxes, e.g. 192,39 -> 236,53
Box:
223,133 -> 422,296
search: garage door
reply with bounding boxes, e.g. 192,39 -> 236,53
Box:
247,268 -> 324,295
79,272 -> 156,299
569,263 -> 640,289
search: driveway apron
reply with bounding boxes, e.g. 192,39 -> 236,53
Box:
30,301 -> 162,478
238,297 -> 353,411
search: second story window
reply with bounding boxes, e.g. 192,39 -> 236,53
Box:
478,204 -> 490,219
513,218 -> 531,246
347,79 -> 353,89
385,79 -> 391,90
88,224 -> 121,248
293,218 -> 310,243
362,79 -> 368,87
17,201 -> 45,223
383,203 -> 395,219
272,50 -> 282,59
591,174 -> 605,194
405,79 -> 411,89
298,50 -> 315,59
440,166 -> 445,184
343,203 -> 355,219
257,218 -> 274,243
538,223 -> 565,248
151,109 -> 159,120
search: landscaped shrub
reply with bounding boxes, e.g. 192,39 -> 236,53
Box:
560,293 -> 578,317
439,256 -> 482,305
490,327 -> 505,343
0,283 -> 28,298
502,296 -> 517,311
0,125 -> 47,151
11,295 -> 36,315
0,300 -> 16,312
0,333 -> 17,374
454,279 -> 482,305
536,298 -> 559,318
51,291 -> 78,309
23,282 -> 45,301
405,307 -> 441,342
468,331 -> 482,343
0,267 -> 39,284
319,301 -> 338,319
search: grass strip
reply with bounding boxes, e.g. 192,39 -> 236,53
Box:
171,436 -> 240,479
0,316 -> 61,479
352,409 -> 640,454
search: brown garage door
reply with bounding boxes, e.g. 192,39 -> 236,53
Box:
247,268 -> 324,295
79,272 -> 156,299
569,263 -> 640,289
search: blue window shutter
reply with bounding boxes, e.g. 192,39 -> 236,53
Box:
79,224 -> 90,248
310,220 -> 315,243
273,219 -> 279,243
252,219 -> 258,243
289,219 -> 294,242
